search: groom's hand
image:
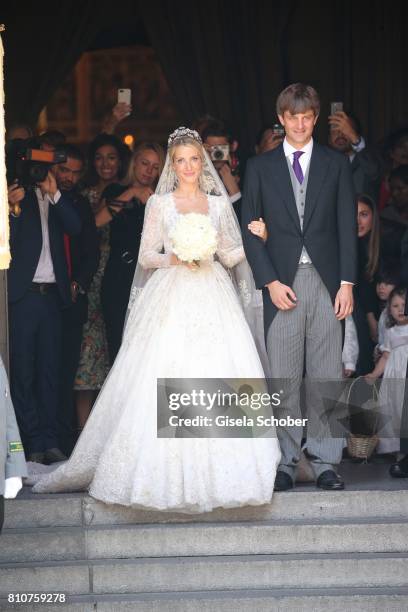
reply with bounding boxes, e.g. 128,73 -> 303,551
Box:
334,284 -> 354,320
266,280 -> 297,310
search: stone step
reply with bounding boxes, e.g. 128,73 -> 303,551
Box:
1,553 -> 408,596
2,588 -> 408,612
4,494 -> 83,529
5,488 -> 408,529
2,518 -> 408,563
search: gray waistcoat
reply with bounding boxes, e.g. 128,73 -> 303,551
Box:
286,157 -> 311,263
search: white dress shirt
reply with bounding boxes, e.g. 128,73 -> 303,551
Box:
32,188 -> 61,283
349,135 -> 366,163
283,136 -> 314,181
230,191 -> 241,205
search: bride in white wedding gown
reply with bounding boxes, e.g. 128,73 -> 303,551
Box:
32,127 -> 280,513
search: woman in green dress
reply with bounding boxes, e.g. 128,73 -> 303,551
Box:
74,134 -> 130,431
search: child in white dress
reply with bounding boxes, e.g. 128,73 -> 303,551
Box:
367,287 -> 408,454
374,268 -> 399,362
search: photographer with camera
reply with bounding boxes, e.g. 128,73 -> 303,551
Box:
7,181 -> 25,216
201,120 -> 242,220
7,139 -> 81,465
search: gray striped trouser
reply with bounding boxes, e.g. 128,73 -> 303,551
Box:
266,264 -> 344,478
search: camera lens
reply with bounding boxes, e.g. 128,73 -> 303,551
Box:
214,149 -> 223,160
30,162 -> 49,183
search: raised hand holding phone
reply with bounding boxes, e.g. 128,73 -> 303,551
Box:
115,88 -> 132,120
118,88 -> 131,106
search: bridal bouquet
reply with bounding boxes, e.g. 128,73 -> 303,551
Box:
170,213 -> 217,266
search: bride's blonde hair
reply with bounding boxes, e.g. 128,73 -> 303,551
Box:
169,136 -> 204,162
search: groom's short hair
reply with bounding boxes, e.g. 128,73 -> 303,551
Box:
276,83 -> 320,117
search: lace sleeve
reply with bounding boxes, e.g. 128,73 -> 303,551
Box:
138,195 -> 172,270
216,196 -> 245,268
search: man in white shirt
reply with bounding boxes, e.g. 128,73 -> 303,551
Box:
243,83 -> 357,492
7,168 -> 81,465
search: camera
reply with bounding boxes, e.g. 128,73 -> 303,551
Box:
6,138 -> 66,189
209,144 -> 230,162
106,197 -> 140,211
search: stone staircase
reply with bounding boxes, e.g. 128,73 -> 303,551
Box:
1,485 -> 408,611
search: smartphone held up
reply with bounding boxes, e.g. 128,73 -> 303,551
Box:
118,88 -> 131,105
272,123 -> 285,138
330,101 -> 343,115
117,89 -> 132,118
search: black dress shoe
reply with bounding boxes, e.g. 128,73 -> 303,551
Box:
274,471 -> 294,491
316,470 -> 344,490
44,448 -> 67,464
390,455 -> 408,478
28,452 -> 45,464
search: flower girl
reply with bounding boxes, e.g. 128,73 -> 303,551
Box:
366,287 -> 408,454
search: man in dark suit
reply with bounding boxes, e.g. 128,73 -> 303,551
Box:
242,83 -> 357,491
7,168 -> 81,464
328,110 -> 381,200
53,145 -> 99,455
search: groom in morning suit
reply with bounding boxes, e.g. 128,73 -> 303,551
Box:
242,84 -> 357,491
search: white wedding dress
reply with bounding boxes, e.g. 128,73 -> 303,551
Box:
32,193 -> 280,513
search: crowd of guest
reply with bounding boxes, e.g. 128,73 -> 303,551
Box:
5,102 -> 408,477
6,105 -> 165,461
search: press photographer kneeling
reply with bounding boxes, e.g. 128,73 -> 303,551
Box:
6,139 -> 81,465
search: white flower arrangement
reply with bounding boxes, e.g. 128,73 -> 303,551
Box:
170,213 -> 217,265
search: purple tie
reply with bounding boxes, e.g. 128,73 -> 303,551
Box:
292,150 -> 304,184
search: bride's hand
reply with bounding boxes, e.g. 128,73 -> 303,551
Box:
185,261 -> 199,271
170,254 -> 199,270
170,254 -> 182,265
248,218 -> 268,242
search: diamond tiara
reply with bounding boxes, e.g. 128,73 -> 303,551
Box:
168,126 -> 202,146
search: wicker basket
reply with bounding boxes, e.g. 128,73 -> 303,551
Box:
346,377 -> 379,461
347,433 -> 379,460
